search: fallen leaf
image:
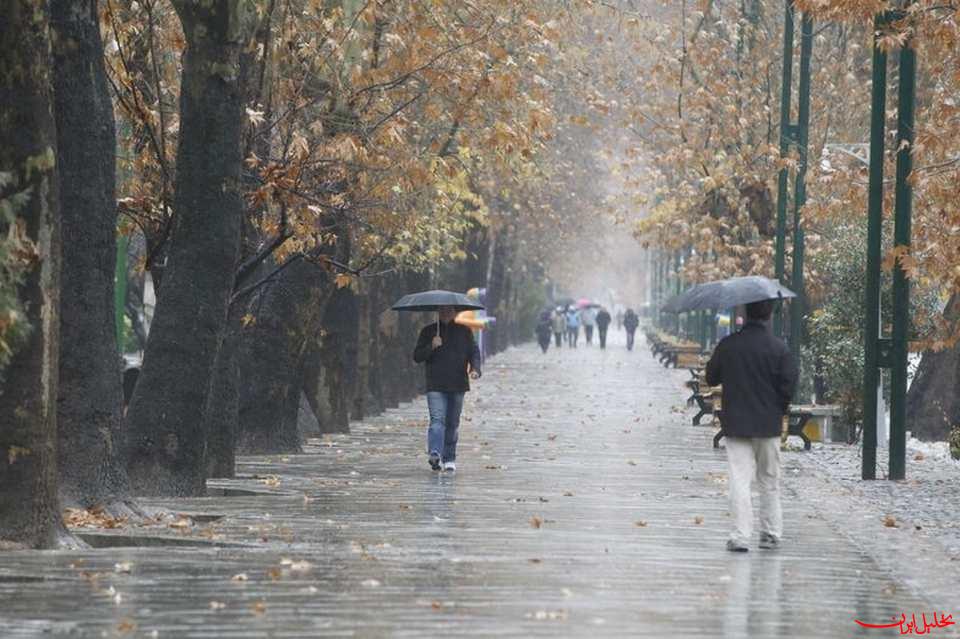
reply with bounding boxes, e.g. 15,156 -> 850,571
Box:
209,601 -> 226,610
231,573 -> 249,582
694,516 -> 704,525
280,558 -> 313,572
116,619 -> 137,633
169,517 -> 191,530
635,521 -> 648,527
883,515 -> 898,528
530,515 -> 543,529
114,561 -> 133,574
251,601 -> 267,616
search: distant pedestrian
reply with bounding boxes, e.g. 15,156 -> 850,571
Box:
535,310 -> 553,354
616,309 -> 624,331
595,307 -> 612,349
552,307 -> 565,347
622,308 -> 639,350
705,299 -> 798,553
565,307 -> 580,347
581,306 -> 597,345
413,306 -> 482,472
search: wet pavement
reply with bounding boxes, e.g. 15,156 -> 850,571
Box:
0,332 -> 957,637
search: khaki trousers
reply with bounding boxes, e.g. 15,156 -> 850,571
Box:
725,436 -> 782,545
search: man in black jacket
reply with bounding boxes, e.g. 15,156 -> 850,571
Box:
413,306 -> 481,472
595,307 -> 612,349
706,299 -> 798,552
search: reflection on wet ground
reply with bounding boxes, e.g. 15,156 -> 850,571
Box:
0,334 -> 952,637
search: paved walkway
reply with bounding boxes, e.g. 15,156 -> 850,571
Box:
0,332 -> 957,637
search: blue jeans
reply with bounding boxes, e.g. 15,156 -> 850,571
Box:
426,391 -> 465,462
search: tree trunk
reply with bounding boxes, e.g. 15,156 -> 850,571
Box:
237,258 -> 330,453
124,0 -> 250,496
0,1 -> 72,548
202,315 -> 239,478
50,0 -> 135,514
906,295 -> 960,441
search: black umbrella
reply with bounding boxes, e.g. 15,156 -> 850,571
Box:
392,289 -> 485,335
663,276 -> 796,313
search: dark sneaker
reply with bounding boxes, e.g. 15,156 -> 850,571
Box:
726,539 -> 749,553
759,533 -> 780,550
428,452 -> 441,471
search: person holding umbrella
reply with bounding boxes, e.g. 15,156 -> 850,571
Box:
394,291 -> 482,472
580,303 -> 597,345
622,308 -> 639,350
595,307 -> 612,349
565,306 -> 580,348
706,298 -> 798,552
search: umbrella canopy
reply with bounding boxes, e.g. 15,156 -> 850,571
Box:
662,276 -> 796,314
553,296 -> 575,308
391,289 -> 485,312
576,298 -> 594,309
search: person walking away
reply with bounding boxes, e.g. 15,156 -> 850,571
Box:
413,306 -> 482,472
622,308 -> 639,350
595,307 -> 612,349
535,310 -> 553,354
616,309 -> 624,331
565,306 -> 580,347
552,307 -> 565,348
581,306 -> 597,345
705,299 -> 798,552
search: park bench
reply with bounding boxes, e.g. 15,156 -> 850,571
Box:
653,334 -> 705,368
685,371 -> 720,426
711,403 -> 844,449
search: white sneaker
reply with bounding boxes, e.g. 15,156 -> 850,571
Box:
442,461 -> 456,472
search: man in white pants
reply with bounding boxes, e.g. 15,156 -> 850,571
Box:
706,299 -> 798,552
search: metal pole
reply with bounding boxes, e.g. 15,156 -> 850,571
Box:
773,0 -> 796,338
789,13 -> 813,375
889,37 -> 916,481
862,16 -> 888,481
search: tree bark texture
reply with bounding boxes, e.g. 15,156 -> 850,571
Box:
906,295 -> 960,441
124,0 -> 250,496
316,286 -> 358,433
201,313 -> 239,479
0,1 -> 69,548
51,0 -> 133,512
237,258 -> 331,453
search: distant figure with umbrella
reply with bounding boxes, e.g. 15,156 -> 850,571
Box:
393,290 -> 482,472
595,307 -> 612,349
565,306 -> 581,348
622,308 -> 639,350
579,301 -> 597,345
552,307 -> 566,348
535,310 -> 553,354
705,295 -> 798,553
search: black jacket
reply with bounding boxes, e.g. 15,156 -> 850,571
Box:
596,310 -> 612,329
705,320 -> 798,438
413,322 -> 481,393
623,311 -> 639,331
